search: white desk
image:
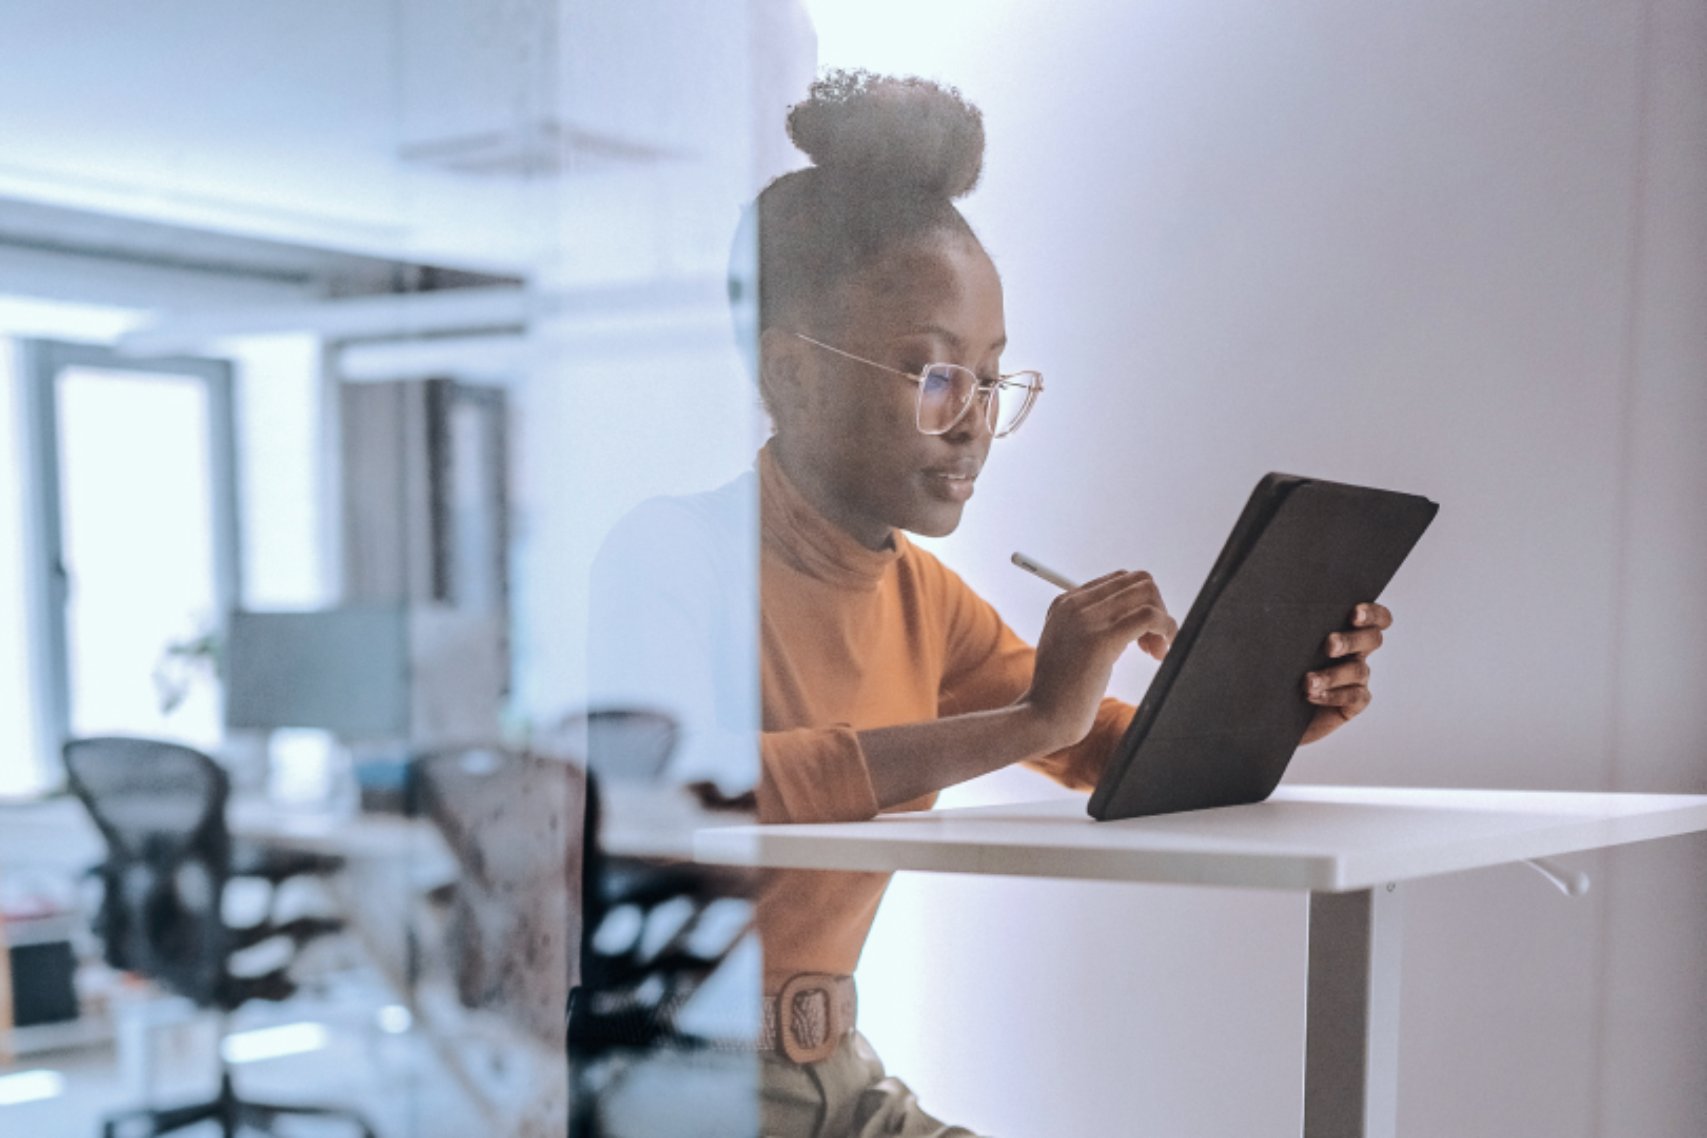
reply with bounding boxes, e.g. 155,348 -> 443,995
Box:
695,784 -> 1707,1138
228,799 -> 444,861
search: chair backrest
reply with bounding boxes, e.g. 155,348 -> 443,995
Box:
417,748 -> 584,1050
570,769 -> 754,1056
63,736 -> 231,1004
552,708 -> 679,783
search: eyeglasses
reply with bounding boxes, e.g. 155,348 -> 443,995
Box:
791,332 -> 1044,438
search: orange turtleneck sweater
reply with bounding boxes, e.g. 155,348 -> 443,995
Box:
753,445 -> 1133,991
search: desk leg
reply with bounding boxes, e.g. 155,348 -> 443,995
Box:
1303,886 -> 1403,1138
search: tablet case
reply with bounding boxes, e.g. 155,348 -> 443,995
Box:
1087,474 -> 1438,822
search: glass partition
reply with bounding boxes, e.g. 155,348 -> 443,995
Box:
0,3 -> 787,1136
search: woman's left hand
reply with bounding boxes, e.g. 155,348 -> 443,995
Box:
1299,602 -> 1393,745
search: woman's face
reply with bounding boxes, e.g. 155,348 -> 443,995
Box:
775,233 -> 1007,548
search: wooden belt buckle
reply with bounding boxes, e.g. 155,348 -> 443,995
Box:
776,972 -> 853,1065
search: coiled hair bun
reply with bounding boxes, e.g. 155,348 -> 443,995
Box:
735,69 -> 991,355
786,69 -> 985,199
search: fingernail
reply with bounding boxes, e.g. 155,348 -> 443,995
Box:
1328,637 -> 1343,655
1356,605 -> 1369,624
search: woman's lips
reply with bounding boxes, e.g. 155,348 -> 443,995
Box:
923,470 -> 976,502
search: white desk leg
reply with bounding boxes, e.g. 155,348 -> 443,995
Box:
1303,885 -> 1403,1138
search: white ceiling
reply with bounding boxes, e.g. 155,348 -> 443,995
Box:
0,0 -> 813,279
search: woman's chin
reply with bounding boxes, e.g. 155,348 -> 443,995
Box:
904,500 -> 967,539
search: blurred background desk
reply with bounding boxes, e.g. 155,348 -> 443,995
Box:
230,800 -> 445,862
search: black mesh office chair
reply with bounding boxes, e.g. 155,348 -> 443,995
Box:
64,736 -> 375,1138
559,712 -> 755,1138
548,708 -> 679,784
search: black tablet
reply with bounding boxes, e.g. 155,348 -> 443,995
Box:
1087,473 -> 1438,822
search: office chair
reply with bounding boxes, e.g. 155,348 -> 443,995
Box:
556,705 -> 747,1027
546,708 -> 679,784
556,712 -> 755,1138
415,747 -> 583,1051
64,736 -> 375,1138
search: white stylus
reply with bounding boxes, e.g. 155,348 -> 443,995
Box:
1010,551 -> 1079,591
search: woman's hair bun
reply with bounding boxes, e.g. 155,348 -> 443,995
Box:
786,69 -> 985,199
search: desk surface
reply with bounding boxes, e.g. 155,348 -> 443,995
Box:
230,785 -> 742,864
693,784 -> 1707,892
229,798 -> 437,860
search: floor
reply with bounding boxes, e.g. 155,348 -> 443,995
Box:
1,984 -> 554,1138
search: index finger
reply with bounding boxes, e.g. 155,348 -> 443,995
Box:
1047,569 -> 1139,617
1070,569 -> 1153,600
1352,602 -> 1393,630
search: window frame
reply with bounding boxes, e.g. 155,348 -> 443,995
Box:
17,338 -> 240,789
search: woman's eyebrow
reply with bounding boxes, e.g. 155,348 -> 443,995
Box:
891,325 -> 1008,354
890,324 -> 962,349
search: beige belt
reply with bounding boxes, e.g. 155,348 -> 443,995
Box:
759,973 -> 857,1064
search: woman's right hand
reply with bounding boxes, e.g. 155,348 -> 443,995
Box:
1023,570 -> 1176,751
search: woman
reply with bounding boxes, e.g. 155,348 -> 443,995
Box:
590,69 -> 1391,1138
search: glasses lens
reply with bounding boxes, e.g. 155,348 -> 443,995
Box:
989,375 -> 1040,437
917,364 -> 976,434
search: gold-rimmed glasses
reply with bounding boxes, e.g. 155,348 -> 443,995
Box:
791,332 -> 1044,438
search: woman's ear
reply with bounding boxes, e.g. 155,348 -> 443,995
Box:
758,327 -> 811,429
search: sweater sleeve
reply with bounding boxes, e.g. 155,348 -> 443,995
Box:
932,555 -> 1134,792
755,727 -> 882,824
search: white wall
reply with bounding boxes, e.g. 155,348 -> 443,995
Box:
807,3 -> 1707,1135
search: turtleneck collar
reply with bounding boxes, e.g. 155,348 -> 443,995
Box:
759,442 -> 906,590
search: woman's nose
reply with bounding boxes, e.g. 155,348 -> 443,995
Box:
944,388 -> 995,442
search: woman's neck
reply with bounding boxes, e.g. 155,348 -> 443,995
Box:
769,438 -> 895,552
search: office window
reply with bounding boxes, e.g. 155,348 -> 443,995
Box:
17,340 -> 238,779
56,365 -> 226,746
0,340 -> 44,795
8,332 -> 331,791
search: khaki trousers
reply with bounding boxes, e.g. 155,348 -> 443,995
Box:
760,1031 -> 986,1138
